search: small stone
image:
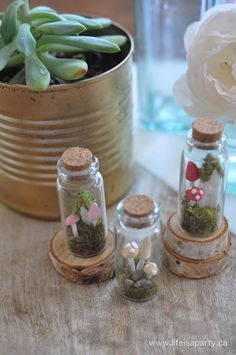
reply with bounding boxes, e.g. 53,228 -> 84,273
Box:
124,279 -> 134,288
132,270 -> 143,281
134,278 -> 151,288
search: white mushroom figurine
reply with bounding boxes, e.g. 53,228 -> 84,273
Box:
121,241 -> 139,273
136,237 -> 152,271
143,262 -> 158,279
65,214 -> 80,237
201,170 -> 221,208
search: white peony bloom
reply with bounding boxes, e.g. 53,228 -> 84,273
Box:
174,3 -> 236,122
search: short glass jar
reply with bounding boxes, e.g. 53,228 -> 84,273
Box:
178,118 -> 228,237
57,147 -> 108,257
115,195 -> 161,302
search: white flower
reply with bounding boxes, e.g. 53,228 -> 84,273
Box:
174,4 -> 236,122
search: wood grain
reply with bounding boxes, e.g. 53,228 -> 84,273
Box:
163,234 -> 231,279
165,212 -> 230,259
49,230 -> 115,284
0,163 -> 236,355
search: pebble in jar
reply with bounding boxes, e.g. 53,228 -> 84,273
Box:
57,147 -> 108,257
178,118 -> 228,237
115,195 -> 161,302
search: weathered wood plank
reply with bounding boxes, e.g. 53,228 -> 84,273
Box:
0,163 -> 235,355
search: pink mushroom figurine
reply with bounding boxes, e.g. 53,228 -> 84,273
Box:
185,161 -> 199,186
88,202 -> 101,225
186,186 -> 204,206
65,214 -> 80,237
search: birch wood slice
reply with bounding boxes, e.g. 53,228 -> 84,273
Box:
163,212 -> 231,279
163,236 -> 231,279
49,230 -> 115,284
166,212 -> 229,259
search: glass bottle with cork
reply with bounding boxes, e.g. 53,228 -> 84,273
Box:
57,147 -> 108,257
178,118 -> 228,237
115,195 -> 161,302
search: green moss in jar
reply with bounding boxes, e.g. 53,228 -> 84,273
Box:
180,199 -> 218,236
118,260 -> 159,302
66,191 -> 106,257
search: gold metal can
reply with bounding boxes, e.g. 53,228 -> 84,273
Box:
0,23 -> 134,219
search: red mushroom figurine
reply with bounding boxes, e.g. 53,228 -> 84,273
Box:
186,186 -> 204,205
185,161 -> 199,185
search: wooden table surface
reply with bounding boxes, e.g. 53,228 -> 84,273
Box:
1,163 -> 236,355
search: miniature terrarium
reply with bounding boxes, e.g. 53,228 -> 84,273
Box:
115,195 -> 161,302
178,118 -> 228,237
57,147 -> 108,257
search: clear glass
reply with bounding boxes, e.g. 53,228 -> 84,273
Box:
225,123 -> 236,195
178,131 -> 228,237
115,199 -> 161,302
134,0 -> 214,132
57,156 -> 108,257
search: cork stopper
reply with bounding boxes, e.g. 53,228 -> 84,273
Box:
61,147 -> 93,171
123,195 -> 155,218
192,118 -> 223,143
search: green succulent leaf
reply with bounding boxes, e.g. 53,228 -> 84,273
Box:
0,42 -> 16,70
27,11 -> 65,23
39,37 -> 126,53
0,12 -> 4,20
38,52 -> 88,81
62,14 -> 112,30
62,14 -> 101,30
38,35 -> 120,53
29,6 -> 56,14
25,53 -> 51,92
98,35 -> 127,47
1,0 -> 24,44
93,18 -> 112,28
31,18 -> 56,27
0,38 -> 5,49
6,52 -> 24,67
38,43 -> 81,53
37,21 -> 86,35
16,23 -> 36,56
62,14 -> 102,30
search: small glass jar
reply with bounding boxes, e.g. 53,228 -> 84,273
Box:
115,195 -> 161,302
57,147 -> 108,257
178,118 -> 228,237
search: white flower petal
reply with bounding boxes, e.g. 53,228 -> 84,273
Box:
232,61 -> 236,80
184,21 -> 200,52
174,3 -> 236,121
173,74 -> 192,108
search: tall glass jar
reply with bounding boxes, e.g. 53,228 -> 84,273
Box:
134,0 -> 215,131
57,147 -> 108,257
178,118 -> 228,237
115,195 -> 161,302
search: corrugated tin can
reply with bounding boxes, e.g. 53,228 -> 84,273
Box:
0,23 -> 134,219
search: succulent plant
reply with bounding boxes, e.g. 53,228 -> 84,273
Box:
0,0 -> 127,91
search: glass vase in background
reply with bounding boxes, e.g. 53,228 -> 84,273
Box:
212,0 -> 236,195
134,0 -> 214,132
224,123 -> 236,195
212,0 -> 236,194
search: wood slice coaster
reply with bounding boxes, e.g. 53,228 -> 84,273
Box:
49,230 -> 115,284
166,212 -> 229,259
163,212 -> 231,279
